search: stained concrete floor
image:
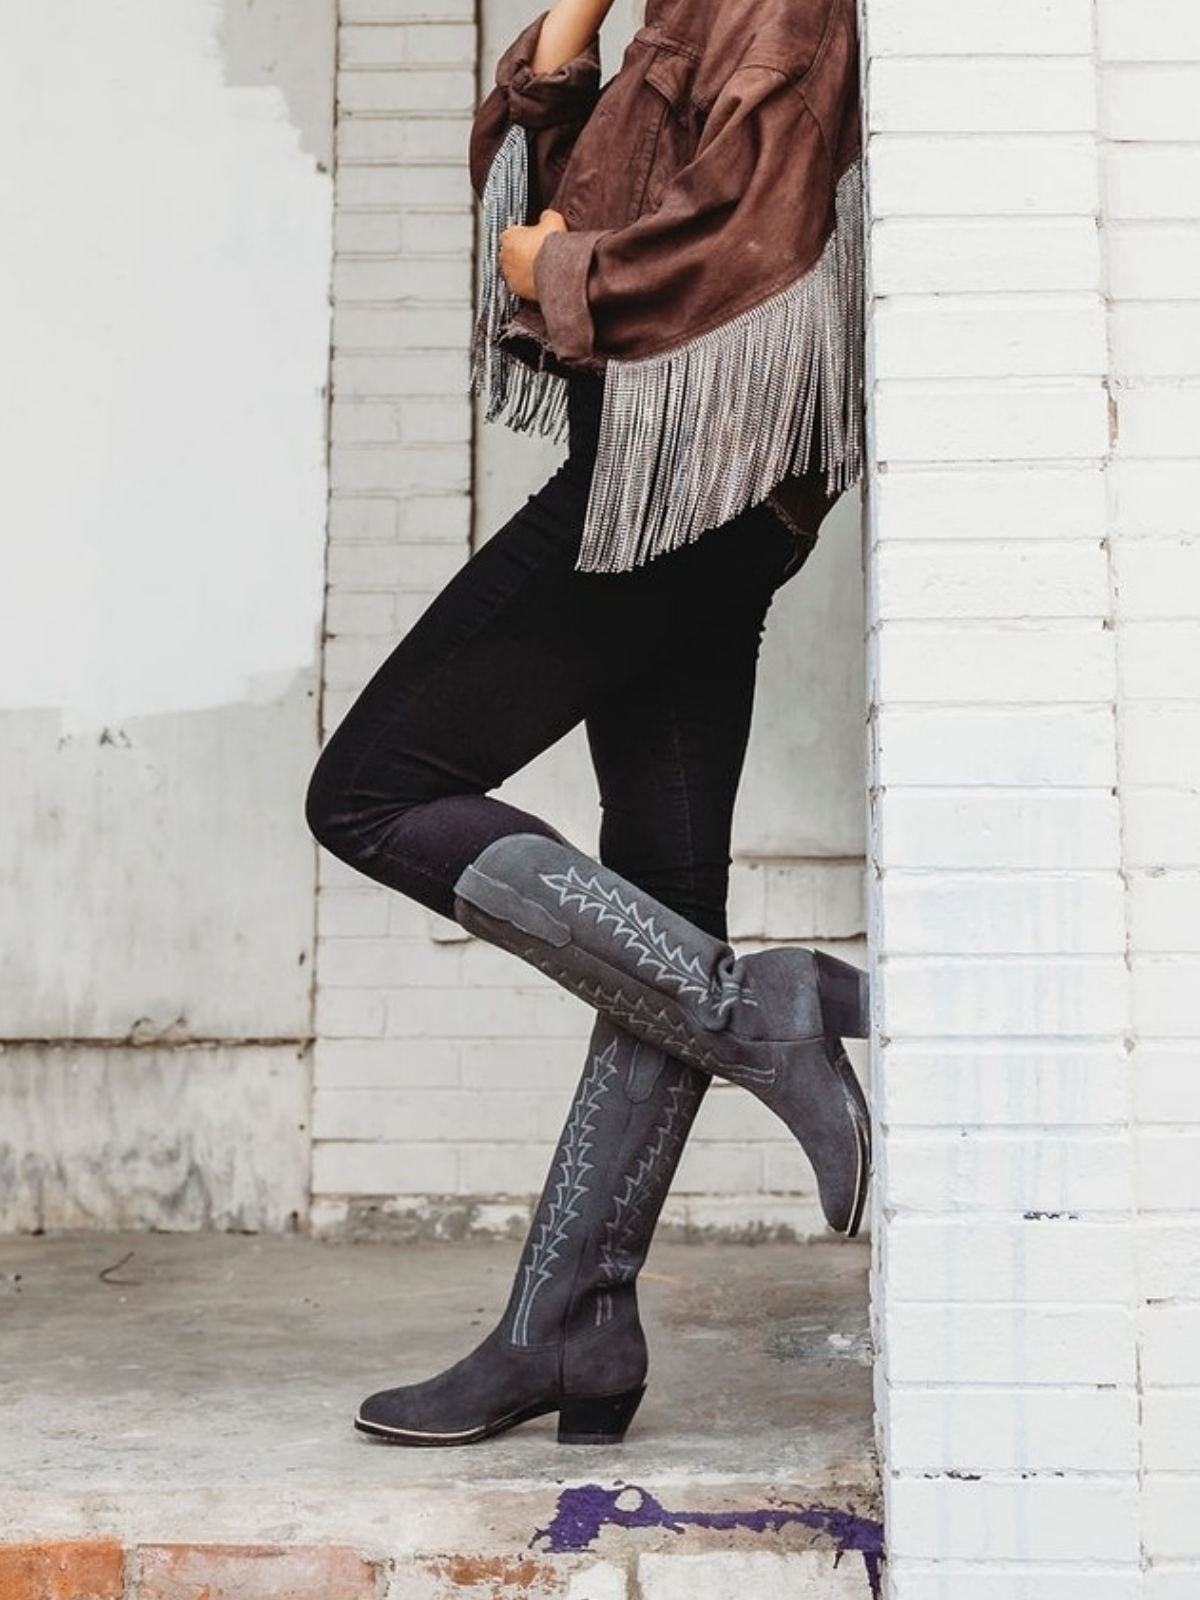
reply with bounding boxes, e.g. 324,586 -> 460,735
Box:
0,1233 -> 877,1558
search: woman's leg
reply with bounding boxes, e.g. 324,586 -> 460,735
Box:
307,392 -> 866,1440
306,383 -> 801,918
354,559 -> 790,1445
450,563 -> 871,1238
310,411 -> 866,1227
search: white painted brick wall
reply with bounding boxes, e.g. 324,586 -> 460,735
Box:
867,0 -> 1200,1592
1102,2 -> 1200,1587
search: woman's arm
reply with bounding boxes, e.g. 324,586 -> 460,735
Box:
532,0 -> 619,75
469,11 -> 605,203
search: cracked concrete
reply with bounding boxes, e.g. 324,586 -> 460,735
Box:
0,1232 -> 877,1570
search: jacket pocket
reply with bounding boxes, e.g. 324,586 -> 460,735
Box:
625,45 -> 700,222
643,44 -> 697,118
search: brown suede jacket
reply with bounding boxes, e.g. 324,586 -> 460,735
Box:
470,0 -> 864,570
473,0 -> 860,367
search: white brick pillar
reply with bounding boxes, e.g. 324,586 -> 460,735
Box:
314,0 -> 480,1214
863,0 -> 1144,1592
1102,2 -> 1200,1592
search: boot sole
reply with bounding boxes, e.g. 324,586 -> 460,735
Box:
354,1398 -> 556,1446
354,1385 -> 646,1448
842,1092 -> 871,1239
831,1043 -> 871,1239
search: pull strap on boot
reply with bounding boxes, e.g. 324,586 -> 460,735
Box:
453,833 -> 871,1237
355,1018 -> 707,1446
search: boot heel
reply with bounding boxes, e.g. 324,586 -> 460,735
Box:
557,1386 -> 646,1445
814,951 -> 870,1039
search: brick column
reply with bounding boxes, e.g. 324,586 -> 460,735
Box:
864,1 -> 1141,1593
1100,1 -> 1200,1592
314,0 -> 481,1218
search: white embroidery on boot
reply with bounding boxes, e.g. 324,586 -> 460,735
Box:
510,1037 -> 619,1348
596,1077 -> 702,1326
539,867 -> 732,1005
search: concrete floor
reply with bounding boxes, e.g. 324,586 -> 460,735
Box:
0,1232 -> 878,1564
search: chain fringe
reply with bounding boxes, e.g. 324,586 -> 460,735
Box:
470,125 -> 569,441
472,140 -> 864,571
578,162 -> 865,572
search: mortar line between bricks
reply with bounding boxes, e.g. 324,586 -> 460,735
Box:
626,1552 -> 646,1600
895,1468 -> 1138,1480
1092,5 -> 1154,1579
865,781 -> 1121,791
882,1125 -> 1140,1136
880,697 -> 1200,709
887,1296 -> 1140,1309
875,865 -> 1131,876
881,952 -> 1132,962
894,1558 -> 1145,1571
0,1037 -> 313,1050
886,1214 -> 1140,1225
870,52 -> 1099,63
889,1381 -> 1141,1393
124,1541 -> 140,1600
879,1034 -> 1130,1045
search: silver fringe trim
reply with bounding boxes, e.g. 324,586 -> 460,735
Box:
470,125 -> 569,440
579,160 -> 865,573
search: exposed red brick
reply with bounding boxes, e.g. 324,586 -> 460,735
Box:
0,1541 -> 126,1600
135,1543 -> 377,1600
419,1554 -> 565,1597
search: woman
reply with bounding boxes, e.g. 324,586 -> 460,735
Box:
307,0 -> 867,1447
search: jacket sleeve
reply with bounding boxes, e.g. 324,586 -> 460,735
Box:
532,66 -> 840,365
469,14 -> 602,214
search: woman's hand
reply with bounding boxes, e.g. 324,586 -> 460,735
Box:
499,210 -> 568,302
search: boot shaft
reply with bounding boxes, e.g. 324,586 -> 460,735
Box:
456,833 -> 871,1237
502,1017 -> 706,1357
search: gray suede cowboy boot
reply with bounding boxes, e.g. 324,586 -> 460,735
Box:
453,834 -> 871,1238
355,1018 -> 706,1446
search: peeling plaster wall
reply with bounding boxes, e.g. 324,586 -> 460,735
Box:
3,696 -> 317,1042
0,0 -> 333,726
0,0 -> 336,1229
0,1045 -> 310,1232
220,0 -> 337,168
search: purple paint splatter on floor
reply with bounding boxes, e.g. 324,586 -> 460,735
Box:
533,1483 -> 885,1597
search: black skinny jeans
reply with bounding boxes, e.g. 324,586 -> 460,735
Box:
306,380 -> 807,943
